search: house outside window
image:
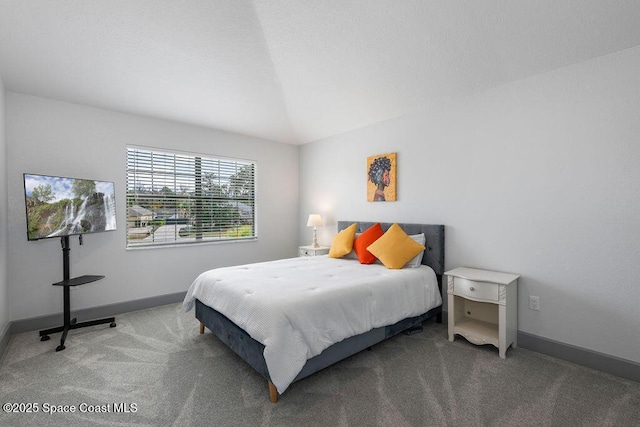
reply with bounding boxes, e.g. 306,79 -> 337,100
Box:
126,146 -> 256,248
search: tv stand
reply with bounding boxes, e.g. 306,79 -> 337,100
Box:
39,236 -> 116,351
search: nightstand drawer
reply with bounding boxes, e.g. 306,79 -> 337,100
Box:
299,247 -> 314,256
453,277 -> 498,302
298,246 -> 330,257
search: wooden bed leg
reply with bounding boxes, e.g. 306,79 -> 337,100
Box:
199,322 -> 205,334
268,381 -> 278,403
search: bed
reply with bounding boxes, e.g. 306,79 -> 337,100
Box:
183,221 -> 445,402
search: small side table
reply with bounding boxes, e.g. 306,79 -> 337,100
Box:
445,267 -> 519,358
299,245 -> 330,257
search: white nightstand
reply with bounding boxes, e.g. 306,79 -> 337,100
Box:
298,245 -> 330,257
445,267 -> 519,358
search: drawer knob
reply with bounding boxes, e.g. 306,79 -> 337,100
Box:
470,286 -> 475,291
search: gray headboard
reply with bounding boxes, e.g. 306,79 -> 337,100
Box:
337,221 -> 445,276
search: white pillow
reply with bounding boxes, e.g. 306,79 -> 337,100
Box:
404,233 -> 426,268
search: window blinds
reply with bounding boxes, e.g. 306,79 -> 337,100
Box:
126,147 -> 256,247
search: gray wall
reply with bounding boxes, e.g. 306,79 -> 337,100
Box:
0,74 -> 8,339
6,93 -> 299,321
299,46 -> 640,364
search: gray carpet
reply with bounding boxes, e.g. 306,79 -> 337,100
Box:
1,303 -> 639,426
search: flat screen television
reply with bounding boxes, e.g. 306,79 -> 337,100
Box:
23,173 -> 117,241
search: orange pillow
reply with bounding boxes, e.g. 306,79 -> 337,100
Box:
353,223 -> 384,264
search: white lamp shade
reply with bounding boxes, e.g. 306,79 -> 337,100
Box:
306,214 -> 323,227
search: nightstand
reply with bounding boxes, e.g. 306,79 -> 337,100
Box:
445,267 -> 519,358
298,245 -> 330,257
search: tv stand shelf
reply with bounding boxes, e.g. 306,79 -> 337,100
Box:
39,237 -> 116,352
53,275 -> 105,287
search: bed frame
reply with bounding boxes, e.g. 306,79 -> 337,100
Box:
195,221 -> 445,402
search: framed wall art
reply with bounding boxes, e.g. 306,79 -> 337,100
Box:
366,152 -> 396,202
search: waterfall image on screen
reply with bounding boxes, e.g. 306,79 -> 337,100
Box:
23,174 -> 117,241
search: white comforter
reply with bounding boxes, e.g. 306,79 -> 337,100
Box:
183,256 -> 441,394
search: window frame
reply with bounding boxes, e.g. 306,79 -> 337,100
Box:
126,145 -> 257,249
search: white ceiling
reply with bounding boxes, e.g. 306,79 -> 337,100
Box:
1,1 -> 640,145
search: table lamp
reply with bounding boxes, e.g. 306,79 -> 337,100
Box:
306,214 -> 323,248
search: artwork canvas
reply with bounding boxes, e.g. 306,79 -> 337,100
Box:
367,152 -> 397,202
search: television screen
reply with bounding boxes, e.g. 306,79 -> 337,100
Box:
23,173 -> 117,241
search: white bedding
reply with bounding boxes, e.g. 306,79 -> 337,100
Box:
183,256 -> 441,394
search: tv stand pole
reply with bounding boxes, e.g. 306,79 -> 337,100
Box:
39,236 -> 116,351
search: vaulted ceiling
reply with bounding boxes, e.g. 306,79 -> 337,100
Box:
2,1 -> 640,144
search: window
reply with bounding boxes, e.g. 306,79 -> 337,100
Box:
126,146 -> 256,248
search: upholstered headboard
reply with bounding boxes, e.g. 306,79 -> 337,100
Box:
337,221 -> 445,276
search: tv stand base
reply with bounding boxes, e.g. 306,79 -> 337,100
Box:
39,314 -> 116,352
39,237 -> 117,352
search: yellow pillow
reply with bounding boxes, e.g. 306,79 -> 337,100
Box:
328,223 -> 357,258
366,223 -> 426,269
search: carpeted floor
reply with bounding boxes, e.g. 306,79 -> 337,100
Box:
1,303 -> 639,426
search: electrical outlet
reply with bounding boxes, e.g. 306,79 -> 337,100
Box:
529,296 -> 540,311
